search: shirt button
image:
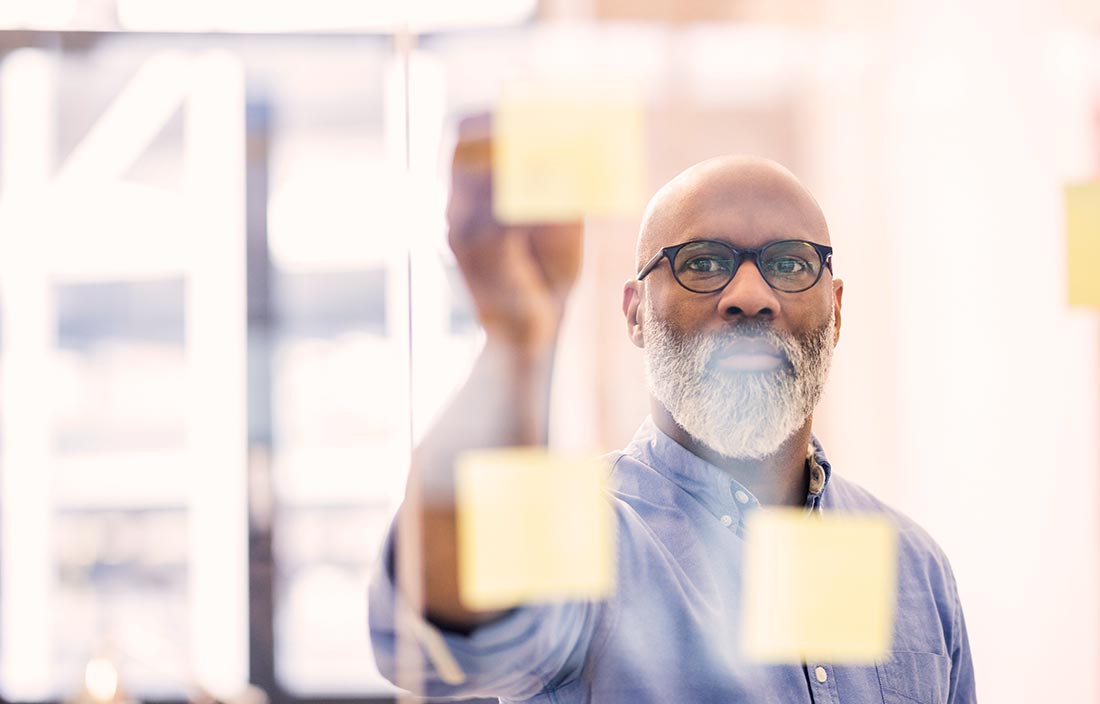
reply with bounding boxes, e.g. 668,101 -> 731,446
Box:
815,666 -> 828,683
734,490 -> 750,504
720,515 -> 733,527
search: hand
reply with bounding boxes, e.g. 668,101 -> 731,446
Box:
446,114 -> 584,350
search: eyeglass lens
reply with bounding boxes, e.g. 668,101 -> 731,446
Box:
672,240 -> 824,293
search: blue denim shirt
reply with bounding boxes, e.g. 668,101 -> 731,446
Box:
369,418 -> 976,703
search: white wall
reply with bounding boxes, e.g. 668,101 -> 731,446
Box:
817,2 -> 1100,701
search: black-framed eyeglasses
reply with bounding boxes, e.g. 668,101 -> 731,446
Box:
636,239 -> 834,294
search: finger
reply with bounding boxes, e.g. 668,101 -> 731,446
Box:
448,117 -> 500,255
455,112 -> 492,145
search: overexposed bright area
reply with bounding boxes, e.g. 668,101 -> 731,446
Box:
0,0 -> 536,32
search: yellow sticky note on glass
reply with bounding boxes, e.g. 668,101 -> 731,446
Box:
741,509 -> 897,663
1067,181 -> 1100,307
493,81 -> 646,224
455,448 -> 615,611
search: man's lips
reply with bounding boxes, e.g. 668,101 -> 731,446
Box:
714,339 -> 785,371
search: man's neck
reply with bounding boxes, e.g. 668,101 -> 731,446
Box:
651,402 -> 812,507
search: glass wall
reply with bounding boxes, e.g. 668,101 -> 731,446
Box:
0,26 -> 491,701
0,2 -> 1098,703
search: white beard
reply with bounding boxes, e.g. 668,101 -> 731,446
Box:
642,311 -> 835,460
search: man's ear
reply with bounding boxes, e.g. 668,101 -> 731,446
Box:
623,280 -> 646,348
831,277 -> 844,346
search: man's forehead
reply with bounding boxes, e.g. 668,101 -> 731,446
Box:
636,156 -> 829,267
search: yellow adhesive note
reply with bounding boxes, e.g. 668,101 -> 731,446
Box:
455,448 -> 616,611
1067,181 -> 1100,307
493,81 -> 646,224
741,509 -> 897,664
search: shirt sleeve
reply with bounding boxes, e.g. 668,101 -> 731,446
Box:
947,570 -> 977,704
367,523 -> 604,701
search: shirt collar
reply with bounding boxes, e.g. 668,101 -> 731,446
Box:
623,417 -> 834,518
806,433 -> 832,509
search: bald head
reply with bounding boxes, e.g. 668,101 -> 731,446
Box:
636,156 -> 829,270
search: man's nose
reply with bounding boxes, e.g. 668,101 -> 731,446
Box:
716,259 -> 780,319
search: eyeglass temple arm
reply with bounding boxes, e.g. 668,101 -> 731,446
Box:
636,249 -> 668,280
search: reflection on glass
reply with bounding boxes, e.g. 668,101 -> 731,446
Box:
274,507 -> 392,690
53,279 -> 188,455
54,509 -> 190,699
270,263 -> 402,695
50,277 -> 193,699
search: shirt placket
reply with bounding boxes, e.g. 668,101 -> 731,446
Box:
724,480 -> 755,537
805,662 -> 840,703
803,451 -> 837,702
727,451 -> 839,703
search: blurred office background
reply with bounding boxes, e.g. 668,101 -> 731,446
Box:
0,0 -> 1097,702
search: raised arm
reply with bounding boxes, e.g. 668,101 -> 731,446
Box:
404,116 -> 584,629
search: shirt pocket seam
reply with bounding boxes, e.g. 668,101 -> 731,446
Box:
880,689 -> 931,704
877,650 -> 951,704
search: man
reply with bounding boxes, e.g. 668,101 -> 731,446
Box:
369,126 -> 976,703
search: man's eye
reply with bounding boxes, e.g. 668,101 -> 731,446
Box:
684,257 -> 731,274
766,257 -> 809,276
